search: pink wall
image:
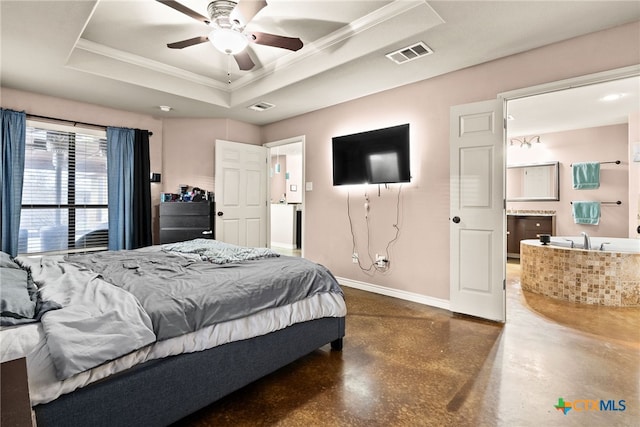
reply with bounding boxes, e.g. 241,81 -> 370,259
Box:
507,125 -> 629,237
270,155 -> 287,202
261,21 -> 640,300
161,118 -> 261,198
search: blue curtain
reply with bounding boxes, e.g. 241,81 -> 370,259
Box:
1,109 -> 26,256
107,127 -> 134,250
132,130 -> 152,248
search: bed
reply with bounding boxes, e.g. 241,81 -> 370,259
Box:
0,239 -> 346,426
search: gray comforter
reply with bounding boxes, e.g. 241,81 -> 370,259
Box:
16,255 -> 156,380
14,241 -> 342,381
66,246 -> 343,341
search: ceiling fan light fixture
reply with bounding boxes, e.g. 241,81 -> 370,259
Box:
209,28 -> 248,54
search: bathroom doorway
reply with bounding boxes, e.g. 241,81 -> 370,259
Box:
264,136 -> 305,257
502,66 -> 639,268
503,67 -> 638,248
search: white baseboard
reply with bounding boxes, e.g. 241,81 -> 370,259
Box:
336,276 -> 451,311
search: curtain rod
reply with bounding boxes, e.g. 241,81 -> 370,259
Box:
26,113 -> 153,136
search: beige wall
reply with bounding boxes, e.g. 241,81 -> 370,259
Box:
261,21 -> 640,300
507,124 -> 629,237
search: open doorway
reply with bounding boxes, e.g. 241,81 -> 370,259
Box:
265,136 -> 305,257
503,68 -> 639,257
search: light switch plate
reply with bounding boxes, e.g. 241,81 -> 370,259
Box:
305,182 -> 313,191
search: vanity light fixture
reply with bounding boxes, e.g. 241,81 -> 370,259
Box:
510,135 -> 541,149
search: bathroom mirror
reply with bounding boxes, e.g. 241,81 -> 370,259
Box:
507,161 -> 559,201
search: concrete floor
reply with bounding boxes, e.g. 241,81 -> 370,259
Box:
174,261 -> 639,427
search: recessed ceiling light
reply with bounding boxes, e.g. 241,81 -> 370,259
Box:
159,105 -> 172,112
600,93 -> 625,102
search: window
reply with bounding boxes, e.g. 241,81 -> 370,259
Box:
18,121 -> 108,254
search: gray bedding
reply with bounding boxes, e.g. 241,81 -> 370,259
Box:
16,255 -> 156,380
1,252 -> 61,326
12,241 -> 342,381
66,247 -> 343,341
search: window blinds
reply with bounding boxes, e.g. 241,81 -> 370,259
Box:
19,121 -> 108,254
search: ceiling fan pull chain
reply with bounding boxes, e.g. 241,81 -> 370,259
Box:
227,54 -> 232,85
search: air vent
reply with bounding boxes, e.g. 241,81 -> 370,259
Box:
385,42 -> 433,65
248,102 -> 275,112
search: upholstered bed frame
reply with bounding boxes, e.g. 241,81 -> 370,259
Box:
34,316 -> 345,426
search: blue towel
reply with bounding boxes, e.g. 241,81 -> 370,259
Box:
572,201 -> 601,225
572,162 -> 600,189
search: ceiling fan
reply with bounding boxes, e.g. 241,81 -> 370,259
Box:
157,0 -> 303,71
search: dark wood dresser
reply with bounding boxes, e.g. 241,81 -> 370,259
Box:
159,201 -> 215,244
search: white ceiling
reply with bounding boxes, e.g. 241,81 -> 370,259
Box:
507,75 -> 640,137
1,0 -> 639,128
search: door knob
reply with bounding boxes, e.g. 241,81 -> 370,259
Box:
452,216 -> 461,224
217,211 -> 223,216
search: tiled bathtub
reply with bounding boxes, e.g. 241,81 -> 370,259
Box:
520,239 -> 640,307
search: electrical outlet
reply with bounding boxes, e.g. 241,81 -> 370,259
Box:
352,252 -> 359,263
375,254 -> 388,268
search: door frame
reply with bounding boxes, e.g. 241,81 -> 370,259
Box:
264,135 -> 306,257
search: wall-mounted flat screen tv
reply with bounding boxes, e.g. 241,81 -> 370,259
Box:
332,123 -> 410,185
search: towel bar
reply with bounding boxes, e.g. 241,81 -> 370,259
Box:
570,201 -> 622,205
570,160 -> 621,166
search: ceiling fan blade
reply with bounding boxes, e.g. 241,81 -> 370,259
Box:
156,0 -> 210,25
234,51 -> 255,71
249,32 -> 303,51
233,0 -> 267,26
167,36 -> 209,49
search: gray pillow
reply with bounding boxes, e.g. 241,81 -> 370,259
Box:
0,252 -> 20,269
1,267 -> 36,319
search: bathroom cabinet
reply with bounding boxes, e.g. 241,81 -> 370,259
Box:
507,214 -> 555,257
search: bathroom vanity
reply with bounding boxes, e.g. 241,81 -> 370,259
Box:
507,212 -> 555,258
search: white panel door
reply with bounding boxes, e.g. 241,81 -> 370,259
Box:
450,99 -> 505,322
215,140 -> 268,247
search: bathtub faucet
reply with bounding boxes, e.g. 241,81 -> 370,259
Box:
581,232 -> 591,250
599,242 -> 611,251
